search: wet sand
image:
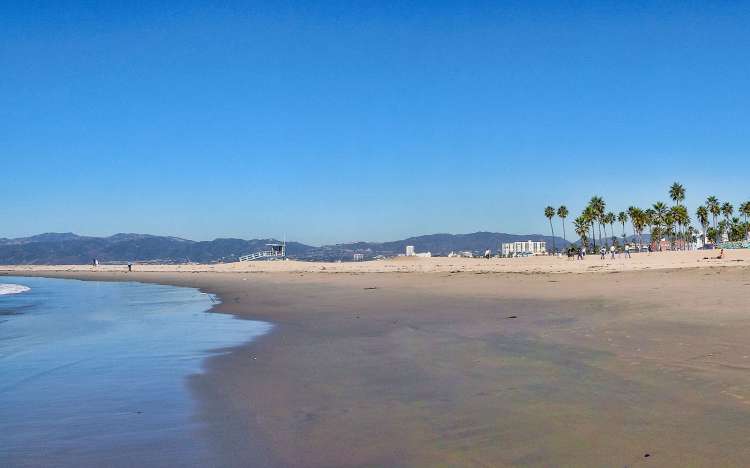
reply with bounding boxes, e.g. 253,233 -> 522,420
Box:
4,265 -> 750,467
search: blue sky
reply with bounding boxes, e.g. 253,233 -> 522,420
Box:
2,1 -> 749,245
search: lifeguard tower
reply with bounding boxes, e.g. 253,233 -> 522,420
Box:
238,241 -> 286,262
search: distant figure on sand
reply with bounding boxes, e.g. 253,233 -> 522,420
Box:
717,249 -> 724,260
577,247 -> 583,260
600,246 -> 606,260
484,249 -> 491,259
127,262 -> 132,272
624,245 -> 631,258
610,245 -> 616,259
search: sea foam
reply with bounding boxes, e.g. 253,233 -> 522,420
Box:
0,284 -> 31,295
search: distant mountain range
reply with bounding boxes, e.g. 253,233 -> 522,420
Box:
0,232 -> 570,265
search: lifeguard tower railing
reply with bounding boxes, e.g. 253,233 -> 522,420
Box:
238,243 -> 285,262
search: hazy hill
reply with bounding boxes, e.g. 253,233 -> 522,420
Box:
0,232 -> 570,264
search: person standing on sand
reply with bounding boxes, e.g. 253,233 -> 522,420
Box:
610,245 -> 616,260
624,245 -> 631,258
577,247 -> 583,260
600,246 -> 606,260
127,262 -> 132,272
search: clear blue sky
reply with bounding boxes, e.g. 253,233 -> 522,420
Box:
2,1 -> 749,245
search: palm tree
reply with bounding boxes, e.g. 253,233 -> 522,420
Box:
652,202 -> 668,250
618,211 -> 628,246
740,201 -> 750,240
545,206 -> 556,254
696,205 -> 709,245
669,182 -> 686,246
604,212 -> 616,246
673,205 -> 689,249
574,216 -> 589,248
707,196 -> 720,229
730,217 -> 743,241
721,202 -> 734,223
581,205 -> 596,252
588,196 -> 606,249
720,202 -> 734,243
630,207 -> 646,250
669,182 -> 686,206
557,206 -> 569,244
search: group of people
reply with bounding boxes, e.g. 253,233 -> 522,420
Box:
568,245 -> 632,260
599,244 -> 632,260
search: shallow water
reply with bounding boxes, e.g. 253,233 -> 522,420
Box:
0,276 -> 271,467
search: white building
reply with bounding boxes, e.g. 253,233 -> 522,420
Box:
404,245 -> 431,257
501,240 -> 547,256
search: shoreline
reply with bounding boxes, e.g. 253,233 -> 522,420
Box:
4,266 -> 750,466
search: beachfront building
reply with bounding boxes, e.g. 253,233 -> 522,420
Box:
353,253 -> 364,261
404,245 -> 431,257
501,240 -> 547,256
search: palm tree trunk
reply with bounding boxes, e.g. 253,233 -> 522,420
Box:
549,219 -> 556,254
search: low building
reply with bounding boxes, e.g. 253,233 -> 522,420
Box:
501,240 -> 547,256
353,253 -> 364,261
404,245 -> 431,257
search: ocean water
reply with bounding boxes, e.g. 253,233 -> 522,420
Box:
0,276 -> 271,467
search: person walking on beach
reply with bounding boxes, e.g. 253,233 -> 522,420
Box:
127,262 -> 132,272
624,244 -> 631,258
577,247 -> 583,260
600,246 -> 606,260
610,245 -> 616,260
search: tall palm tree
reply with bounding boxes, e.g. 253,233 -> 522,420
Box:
721,202 -> 734,242
574,216 -> 589,248
672,205 -> 689,249
545,206 -> 556,254
604,212 -> 616,246
557,206 -> 569,244
696,205 -> 709,245
707,196 -> 720,229
730,217 -> 743,241
632,208 -> 646,249
652,202 -> 668,250
627,206 -> 639,242
721,202 -> 734,223
618,211 -> 628,246
669,182 -> 686,246
588,196 -> 606,249
589,195 -> 607,247
669,182 -> 686,206
582,206 -> 595,252
739,201 -> 750,240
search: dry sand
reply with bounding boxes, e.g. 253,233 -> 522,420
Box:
3,254 -> 750,467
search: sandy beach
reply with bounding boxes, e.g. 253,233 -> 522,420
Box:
4,254 -> 750,466
2,248 -> 748,275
